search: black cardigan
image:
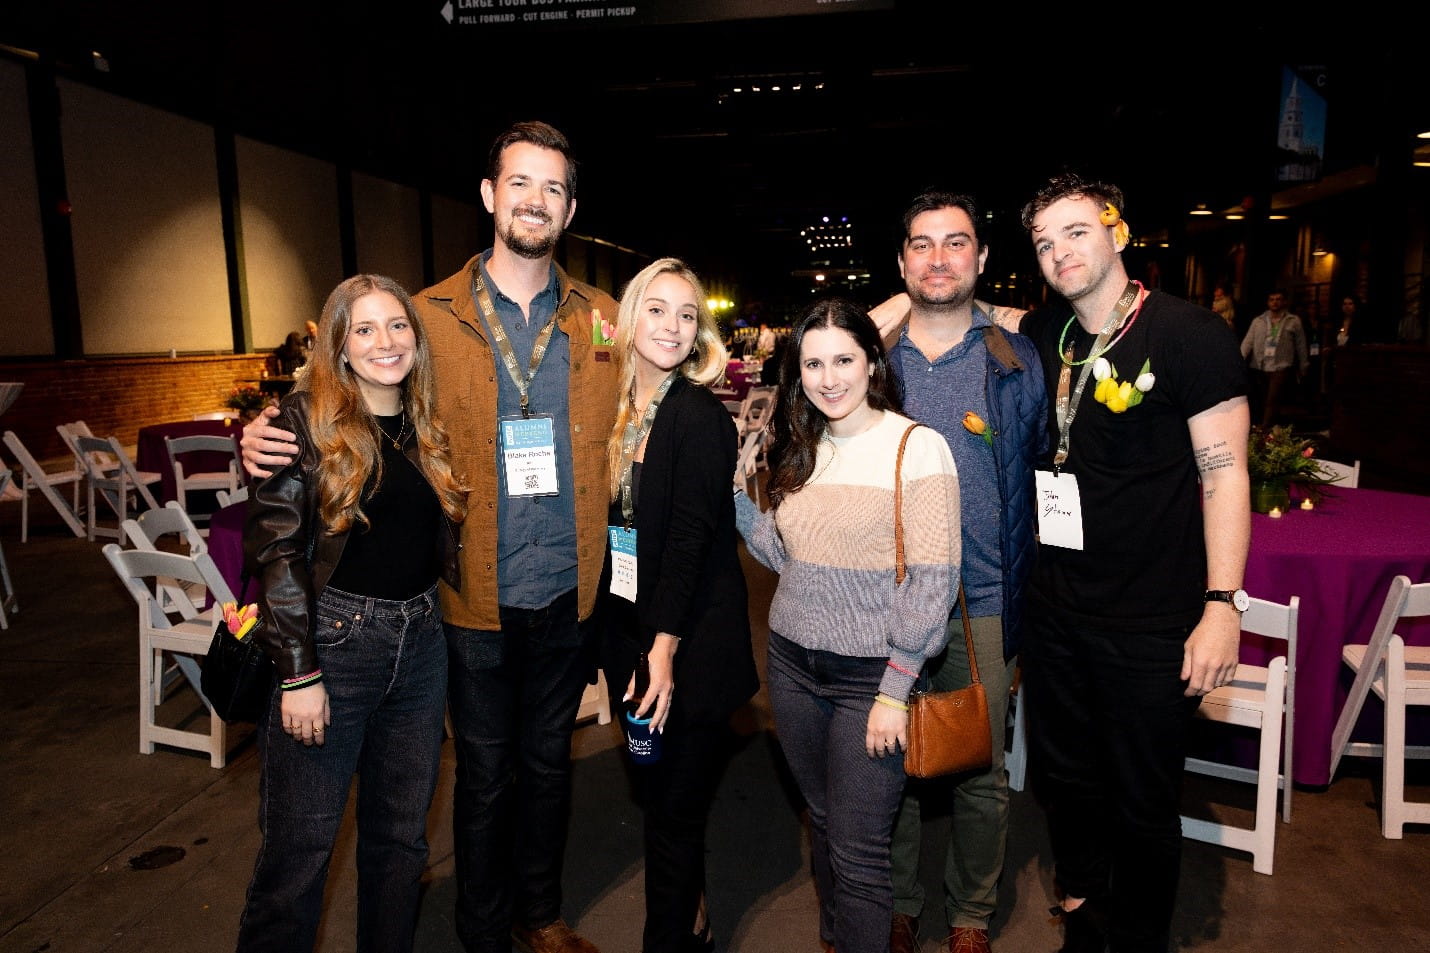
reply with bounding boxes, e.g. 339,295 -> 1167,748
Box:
599,376 -> 759,725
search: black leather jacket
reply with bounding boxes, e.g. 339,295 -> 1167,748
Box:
244,391 -> 462,680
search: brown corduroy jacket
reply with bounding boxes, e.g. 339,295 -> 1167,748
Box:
418,254 -> 619,631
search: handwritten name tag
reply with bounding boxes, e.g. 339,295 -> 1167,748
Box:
1034,470 -> 1084,550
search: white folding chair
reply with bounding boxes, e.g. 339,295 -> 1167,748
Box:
70,434 -> 161,541
735,385 -> 777,441
123,501 -> 212,702
1313,458 -> 1360,488
1329,575 -> 1430,838
56,421 -> 113,512
165,434 -> 241,524
1006,676 -> 1028,792
101,543 -> 238,768
123,501 -> 209,605
0,469 -> 17,630
2,430 -> 84,541
1181,595 -> 1300,874
736,421 -> 770,507
575,671 -> 613,726
215,485 -> 250,509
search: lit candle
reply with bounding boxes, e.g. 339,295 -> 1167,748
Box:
1301,498 -> 1315,511
1268,506 -> 1283,518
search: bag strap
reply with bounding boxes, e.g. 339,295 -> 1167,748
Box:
893,422 -> 920,584
956,582 -> 980,686
894,420 -> 980,688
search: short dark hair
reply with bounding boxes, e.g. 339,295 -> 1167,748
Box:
486,120 -> 578,199
1019,172 -> 1125,231
901,190 -> 982,250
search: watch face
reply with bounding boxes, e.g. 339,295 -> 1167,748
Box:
1232,589 -> 1251,612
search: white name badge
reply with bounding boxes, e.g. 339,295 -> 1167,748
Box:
608,525 -> 637,602
1262,342 -> 1278,361
500,415 -> 559,497
1034,470 -> 1085,551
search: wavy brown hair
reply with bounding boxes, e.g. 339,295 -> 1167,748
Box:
606,258 -> 728,500
766,297 -> 901,509
305,274 -> 467,533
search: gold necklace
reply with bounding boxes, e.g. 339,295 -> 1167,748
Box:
376,410 -> 408,450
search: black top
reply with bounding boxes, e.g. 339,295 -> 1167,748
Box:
326,416 -> 442,600
598,376 -> 759,725
1021,292 -> 1247,628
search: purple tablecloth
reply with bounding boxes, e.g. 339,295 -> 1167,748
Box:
136,419 -> 245,505
207,500 -> 260,605
1241,487 -> 1430,786
722,361 -> 762,401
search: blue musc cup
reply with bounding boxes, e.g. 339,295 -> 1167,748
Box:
622,708 -> 663,764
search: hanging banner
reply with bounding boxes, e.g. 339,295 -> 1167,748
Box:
438,0 -> 893,29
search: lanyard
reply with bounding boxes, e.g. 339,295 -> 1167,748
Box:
618,373 -> 676,526
1052,281 -> 1141,471
471,269 -> 559,418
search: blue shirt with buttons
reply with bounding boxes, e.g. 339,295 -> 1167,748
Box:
475,252 -> 578,609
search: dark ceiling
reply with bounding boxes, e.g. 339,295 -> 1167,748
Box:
5,3 -> 1426,307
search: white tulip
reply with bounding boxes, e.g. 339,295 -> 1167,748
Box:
1135,371 -> 1156,392
1092,357 -> 1112,381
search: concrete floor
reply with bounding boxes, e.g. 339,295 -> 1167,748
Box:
3,503 -> 1430,953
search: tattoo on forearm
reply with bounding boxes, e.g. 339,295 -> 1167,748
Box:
1195,440 -> 1234,474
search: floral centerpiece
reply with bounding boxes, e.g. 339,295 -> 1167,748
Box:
1246,425 -> 1339,513
225,384 -> 269,418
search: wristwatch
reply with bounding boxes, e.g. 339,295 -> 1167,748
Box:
1205,588 -> 1250,612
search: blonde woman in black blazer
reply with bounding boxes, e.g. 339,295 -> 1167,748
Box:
600,258 -> 759,953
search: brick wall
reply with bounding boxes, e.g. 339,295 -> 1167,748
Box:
0,355 -> 270,465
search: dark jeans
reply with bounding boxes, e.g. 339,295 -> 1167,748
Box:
767,632 -> 908,953
445,589 -> 593,953
236,584 -> 447,953
633,719 -> 729,953
1022,606 -> 1201,953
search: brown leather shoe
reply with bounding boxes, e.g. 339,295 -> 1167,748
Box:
948,925 -> 991,953
511,919 -> 601,953
890,913 -> 920,953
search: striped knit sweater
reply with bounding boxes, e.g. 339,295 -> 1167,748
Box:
736,410 -> 961,700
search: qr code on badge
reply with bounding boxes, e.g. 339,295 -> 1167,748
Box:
524,473 -> 540,491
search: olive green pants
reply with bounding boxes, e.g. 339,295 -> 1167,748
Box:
890,614 -> 1016,930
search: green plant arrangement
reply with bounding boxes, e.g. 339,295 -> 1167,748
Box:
224,385 -> 269,415
1246,424 -> 1339,512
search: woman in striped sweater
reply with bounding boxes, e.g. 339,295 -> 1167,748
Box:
734,297 -> 961,953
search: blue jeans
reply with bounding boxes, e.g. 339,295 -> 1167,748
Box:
1022,606 -> 1202,953
445,589 -> 594,953
768,632 -> 908,953
236,584 -> 447,953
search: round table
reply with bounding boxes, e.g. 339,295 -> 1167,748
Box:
207,500 -> 260,605
1241,486 -> 1430,785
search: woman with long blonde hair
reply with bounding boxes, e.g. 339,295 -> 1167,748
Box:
600,258 -> 758,952
236,273 -> 466,953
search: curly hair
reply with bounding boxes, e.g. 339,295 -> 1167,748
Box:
1019,172 -> 1125,231
304,274 -> 467,533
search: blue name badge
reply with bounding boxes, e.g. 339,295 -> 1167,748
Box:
608,524 -> 637,602
499,414 -> 559,497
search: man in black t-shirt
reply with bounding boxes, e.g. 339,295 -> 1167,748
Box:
1013,174 -> 1250,953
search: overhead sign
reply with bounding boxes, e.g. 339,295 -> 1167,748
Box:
438,0 -> 893,29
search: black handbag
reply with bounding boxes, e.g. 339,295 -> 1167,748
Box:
201,613 -> 273,724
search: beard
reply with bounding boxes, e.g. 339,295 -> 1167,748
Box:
497,206 -> 561,260
908,272 -> 976,311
